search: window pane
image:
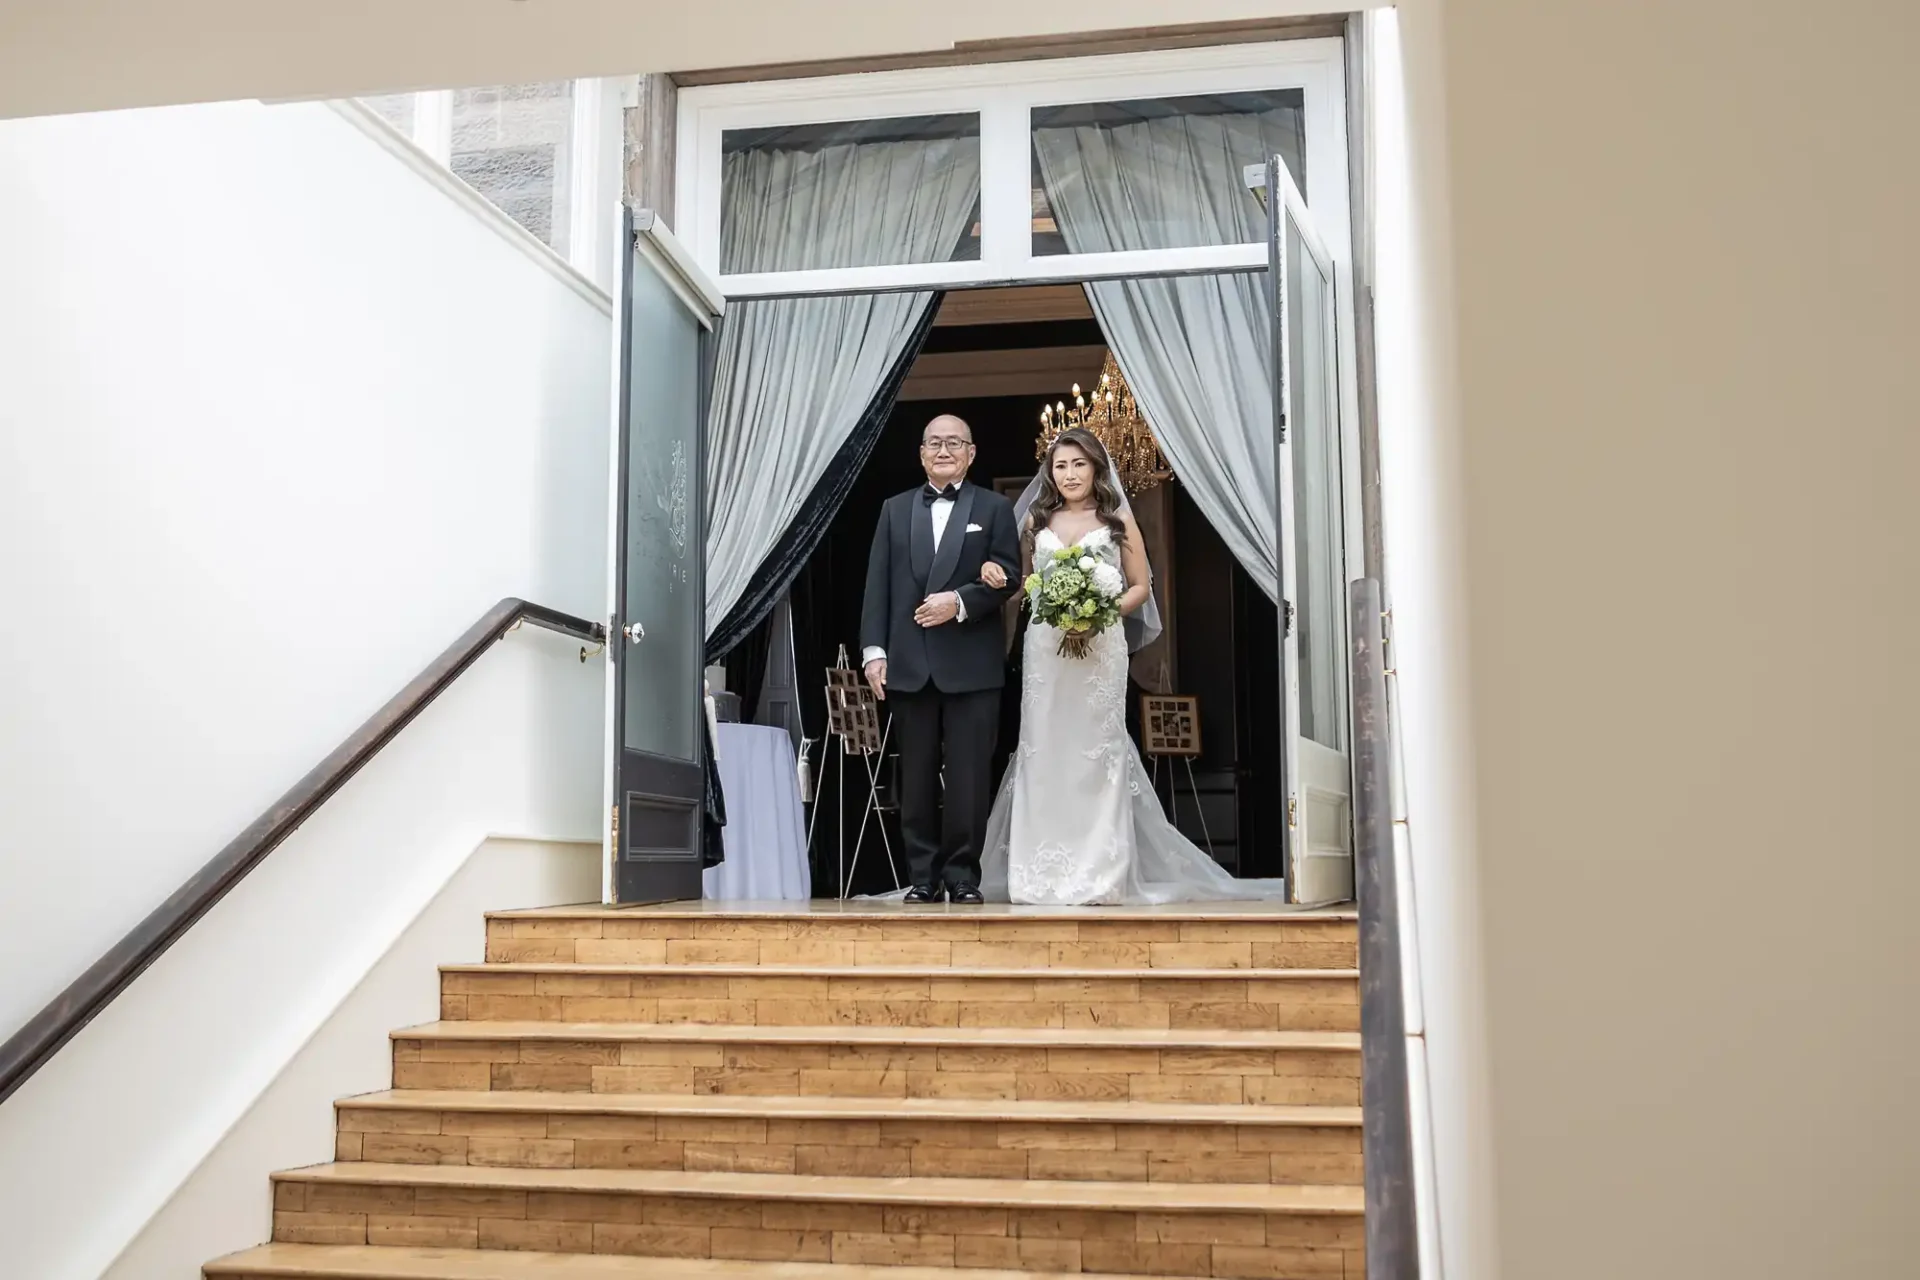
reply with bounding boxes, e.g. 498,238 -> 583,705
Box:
358,93 -> 417,137
450,81 -> 575,255
1031,90 -> 1306,255
1286,218 -> 1347,750
720,114 -> 982,274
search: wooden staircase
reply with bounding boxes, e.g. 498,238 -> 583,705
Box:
207,903 -> 1365,1280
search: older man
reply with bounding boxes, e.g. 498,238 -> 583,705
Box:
859,414 -> 1020,903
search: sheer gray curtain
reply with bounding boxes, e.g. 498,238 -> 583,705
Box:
1033,108 -> 1303,600
704,137 -> 980,636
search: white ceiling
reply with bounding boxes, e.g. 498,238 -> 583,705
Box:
0,0 -> 1335,120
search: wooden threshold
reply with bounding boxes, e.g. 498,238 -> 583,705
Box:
488,901 -> 1358,921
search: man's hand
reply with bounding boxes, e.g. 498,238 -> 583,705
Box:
864,658 -> 887,701
979,562 -> 1008,590
914,592 -> 961,627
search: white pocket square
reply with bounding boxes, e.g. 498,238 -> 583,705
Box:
966,523 -> 984,533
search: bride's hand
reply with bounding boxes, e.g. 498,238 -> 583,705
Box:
979,562 -> 1008,589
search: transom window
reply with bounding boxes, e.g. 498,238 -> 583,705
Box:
676,41 -> 1349,297
1030,90 -> 1306,256
719,114 -> 982,273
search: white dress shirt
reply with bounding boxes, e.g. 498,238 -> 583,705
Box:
864,490 -> 967,668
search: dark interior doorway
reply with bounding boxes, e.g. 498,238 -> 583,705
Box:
724,285 -> 1284,895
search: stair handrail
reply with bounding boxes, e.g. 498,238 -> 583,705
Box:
0,597 -> 605,1107
1351,577 -> 1421,1278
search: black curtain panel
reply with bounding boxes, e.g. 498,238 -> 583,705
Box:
705,291 -> 947,662
700,713 -> 726,869
787,561 -> 832,896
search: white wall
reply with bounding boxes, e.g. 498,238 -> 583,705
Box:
103,836 -> 601,1280
0,634 -> 608,1280
0,98 -> 611,1040
0,98 -> 614,1278
1368,12 -> 1485,1280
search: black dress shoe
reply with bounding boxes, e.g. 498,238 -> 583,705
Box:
947,885 -> 985,905
903,884 -> 945,904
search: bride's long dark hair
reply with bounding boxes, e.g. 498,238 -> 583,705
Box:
1025,427 -> 1129,555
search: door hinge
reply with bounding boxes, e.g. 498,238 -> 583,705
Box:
610,802 -> 620,851
1283,599 -> 1295,637
1288,796 -> 1299,829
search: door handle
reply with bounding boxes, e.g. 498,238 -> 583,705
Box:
623,622 -> 646,644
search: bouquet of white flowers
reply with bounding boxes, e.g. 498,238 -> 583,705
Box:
1024,542 -> 1125,659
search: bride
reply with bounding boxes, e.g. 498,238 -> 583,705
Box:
975,428 -> 1288,906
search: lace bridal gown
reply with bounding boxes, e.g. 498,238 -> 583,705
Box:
978,525 -> 1289,906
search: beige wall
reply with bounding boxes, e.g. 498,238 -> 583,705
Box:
1391,0 -> 1920,1276
1,1 -> 1914,1277
0,0 -> 1326,119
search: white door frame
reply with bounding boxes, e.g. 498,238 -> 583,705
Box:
1267,156 -> 1356,904
675,39 -> 1368,890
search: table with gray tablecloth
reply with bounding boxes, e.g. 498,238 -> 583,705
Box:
702,721 -> 810,901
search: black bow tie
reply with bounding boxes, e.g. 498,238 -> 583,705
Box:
922,483 -> 960,505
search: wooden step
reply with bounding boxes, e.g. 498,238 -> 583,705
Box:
333,1090 -> 1364,1185
207,1241 -> 1161,1279
438,966 -> 1361,1034
487,907 -> 1357,970
391,1022 -> 1362,1107
269,1162 -> 1364,1276
492,903 -> 1358,919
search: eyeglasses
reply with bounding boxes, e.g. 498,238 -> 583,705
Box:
921,437 -> 973,455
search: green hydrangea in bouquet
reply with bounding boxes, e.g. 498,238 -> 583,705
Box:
1023,542 -> 1124,659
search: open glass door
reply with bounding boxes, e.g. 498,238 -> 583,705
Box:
607,210 -> 725,904
1261,157 -> 1356,906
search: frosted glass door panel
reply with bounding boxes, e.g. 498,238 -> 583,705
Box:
620,259 -> 704,763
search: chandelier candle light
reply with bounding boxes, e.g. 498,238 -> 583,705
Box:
1037,352 -> 1174,496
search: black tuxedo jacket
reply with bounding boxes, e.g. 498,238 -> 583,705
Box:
859,481 -> 1020,695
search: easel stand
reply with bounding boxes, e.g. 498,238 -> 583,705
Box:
1148,753 -> 1217,859
804,719 -> 902,899
807,648 -> 902,900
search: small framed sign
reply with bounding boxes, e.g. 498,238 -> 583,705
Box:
824,664 -> 883,755
1141,694 -> 1202,758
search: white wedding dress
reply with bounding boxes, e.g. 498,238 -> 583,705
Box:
979,525 -> 1289,906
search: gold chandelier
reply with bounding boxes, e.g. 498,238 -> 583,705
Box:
1036,352 -> 1173,496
